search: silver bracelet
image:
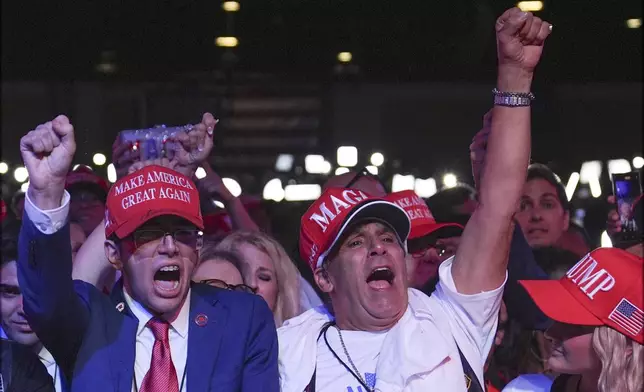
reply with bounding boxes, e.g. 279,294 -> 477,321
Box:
492,88 -> 535,107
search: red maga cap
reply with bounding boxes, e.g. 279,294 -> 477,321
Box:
105,165 -> 203,239
386,190 -> 463,240
520,248 -> 643,344
66,165 -> 110,195
0,199 -> 6,222
299,187 -> 410,271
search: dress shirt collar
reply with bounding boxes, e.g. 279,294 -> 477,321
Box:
123,287 -> 191,339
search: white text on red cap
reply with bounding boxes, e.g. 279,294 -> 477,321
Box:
113,170 -> 195,210
309,190 -> 370,233
392,194 -> 434,221
566,253 -> 616,300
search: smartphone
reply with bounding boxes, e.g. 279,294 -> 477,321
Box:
611,171 -> 642,243
118,125 -> 186,161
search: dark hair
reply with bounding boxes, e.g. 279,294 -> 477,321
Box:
526,163 -> 570,212
531,246 -> 580,279
426,183 -> 477,226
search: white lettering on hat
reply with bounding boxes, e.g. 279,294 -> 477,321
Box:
113,174 -> 145,195
393,194 -> 434,221
407,207 -> 432,221
158,187 -> 191,203
566,254 -> 616,299
309,190 -> 368,232
146,171 -> 194,190
122,188 -> 158,210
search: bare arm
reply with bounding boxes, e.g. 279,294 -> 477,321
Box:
200,161 -> 259,231
72,218 -> 115,288
453,9 -> 552,294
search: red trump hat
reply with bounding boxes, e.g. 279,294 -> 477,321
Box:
105,165 -> 203,239
520,248 -> 643,344
299,187 -> 410,271
66,164 -> 110,200
386,190 -> 463,240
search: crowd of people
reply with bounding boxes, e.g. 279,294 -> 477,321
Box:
1,7 -> 642,392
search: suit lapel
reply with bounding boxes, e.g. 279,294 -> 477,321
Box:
108,280 -> 138,392
186,285 -> 228,392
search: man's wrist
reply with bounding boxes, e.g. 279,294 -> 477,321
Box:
28,186 -> 66,210
497,66 -> 534,93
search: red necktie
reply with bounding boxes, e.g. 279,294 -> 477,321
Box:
140,319 -> 179,392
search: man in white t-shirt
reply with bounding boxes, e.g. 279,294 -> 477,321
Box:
278,7 -> 553,392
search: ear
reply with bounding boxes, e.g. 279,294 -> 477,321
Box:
563,210 -> 570,231
104,240 -> 123,271
313,267 -> 334,294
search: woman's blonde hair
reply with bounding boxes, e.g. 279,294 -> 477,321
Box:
216,231 -> 302,327
593,325 -> 644,392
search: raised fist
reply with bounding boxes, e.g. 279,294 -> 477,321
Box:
20,115 -> 76,208
172,112 -> 217,178
496,7 -> 552,72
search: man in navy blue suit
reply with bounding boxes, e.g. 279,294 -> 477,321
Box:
17,114 -> 279,392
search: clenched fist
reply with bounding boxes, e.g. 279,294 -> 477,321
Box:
496,7 -> 552,73
172,112 -> 217,178
20,115 -> 76,209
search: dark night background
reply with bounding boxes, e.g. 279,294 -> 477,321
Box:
2,0 -> 642,247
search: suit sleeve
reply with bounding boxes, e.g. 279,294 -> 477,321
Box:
503,224 -> 552,330
241,295 -> 279,392
17,213 -> 90,381
12,344 -> 56,392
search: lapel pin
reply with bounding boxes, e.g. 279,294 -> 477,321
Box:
194,313 -> 208,327
115,302 -> 125,312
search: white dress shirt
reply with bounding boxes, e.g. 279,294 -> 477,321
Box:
24,190 -> 190,392
0,328 -> 62,392
123,289 -> 190,392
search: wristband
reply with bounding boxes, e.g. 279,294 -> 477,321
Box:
492,88 -> 535,107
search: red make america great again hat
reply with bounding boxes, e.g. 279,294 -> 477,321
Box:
105,165 -> 203,239
299,187 -> 410,271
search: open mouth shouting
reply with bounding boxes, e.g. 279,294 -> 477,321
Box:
366,266 -> 396,290
153,264 -> 182,297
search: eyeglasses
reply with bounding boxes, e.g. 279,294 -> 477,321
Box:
199,279 -> 257,294
411,244 -> 451,259
131,229 -> 203,249
345,166 -> 389,193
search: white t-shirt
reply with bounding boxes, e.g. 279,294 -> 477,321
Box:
502,374 -> 554,392
315,327 -> 387,392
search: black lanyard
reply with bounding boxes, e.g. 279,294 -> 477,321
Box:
303,322 -> 486,392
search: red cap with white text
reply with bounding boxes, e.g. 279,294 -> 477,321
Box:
520,248 -> 643,344
105,165 -> 203,239
299,187 -> 410,271
386,190 -> 464,240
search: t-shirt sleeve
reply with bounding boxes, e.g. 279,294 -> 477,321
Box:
432,256 -> 506,364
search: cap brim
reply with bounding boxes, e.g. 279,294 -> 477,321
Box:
410,222 -> 464,240
519,280 -> 604,326
113,208 -> 204,239
316,200 -> 411,268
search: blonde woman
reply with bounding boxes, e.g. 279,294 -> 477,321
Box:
216,231 -> 305,327
503,248 -> 643,392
